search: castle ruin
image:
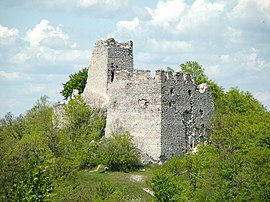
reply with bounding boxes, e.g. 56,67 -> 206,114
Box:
83,38 -> 214,163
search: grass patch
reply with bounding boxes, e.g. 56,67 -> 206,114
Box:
76,166 -> 159,202
76,168 -> 155,201
52,164 -> 160,201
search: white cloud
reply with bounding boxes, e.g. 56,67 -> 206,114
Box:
7,19 -> 90,69
229,0 -> 270,28
0,71 -> 19,80
205,64 -> 220,78
140,0 -> 226,36
146,0 -> 185,30
2,0 -> 131,16
116,17 -> 140,31
77,0 -> 97,8
68,0 -> 130,10
0,24 -> 18,37
25,19 -> 70,48
241,49 -> 270,71
220,55 -> 231,63
150,39 -> 192,52
0,20 -> 91,117
225,26 -> 242,43
23,83 -> 45,94
176,0 -> 225,36
0,70 -> 31,81
13,48 -> 33,64
0,24 -> 19,46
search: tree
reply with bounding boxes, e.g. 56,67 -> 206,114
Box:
24,95 -> 53,136
61,67 -> 88,100
57,95 -> 106,169
0,112 -> 14,128
180,61 -> 206,84
5,147 -> 54,201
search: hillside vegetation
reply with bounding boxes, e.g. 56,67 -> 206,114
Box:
0,62 -> 269,201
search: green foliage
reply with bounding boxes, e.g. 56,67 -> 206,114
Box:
0,112 -> 14,128
148,173 -> 183,202
51,180 -> 94,202
61,67 -> 88,100
224,87 -> 265,114
0,92 -> 139,201
99,132 -> 141,172
6,148 -> 54,201
64,95 -> 105,140
0,113 -> 25,140
1,133 -> 55,201
24,95 -> 53,135
166,67 -> 175,72
0,95 -> 108,201
95,181 -> 117,201
180,61 -> 206,84
58,95 -> 106,169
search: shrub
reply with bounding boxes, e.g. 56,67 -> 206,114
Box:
148,173 -> 183,202
99,132 -> 141,172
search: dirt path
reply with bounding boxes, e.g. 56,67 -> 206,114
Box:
129,174 -> 147,182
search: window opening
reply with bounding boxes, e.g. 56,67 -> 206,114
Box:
199,109 -> 204,117
170,88 -> 174,95
111,70 -> 115,82
188,90 -> 192,97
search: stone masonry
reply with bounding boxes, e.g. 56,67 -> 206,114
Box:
83,38 -> 133,109
83,38 -> 215,163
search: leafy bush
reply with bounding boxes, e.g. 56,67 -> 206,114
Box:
5,148 -> 54,201
148,173 -> 183,202
95,181 -> 127,202
99,132 -> 141,172
96,181 -> 116,201
57,95 -> 106,169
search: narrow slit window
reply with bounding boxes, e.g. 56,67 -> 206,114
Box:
188,90 -> 192,97
199,109 -> 204,117
111,70 -> 115,82
170,88 -> 174,95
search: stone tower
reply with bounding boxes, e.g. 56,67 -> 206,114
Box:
83,38 -> 215,163
83,38 -> 133,108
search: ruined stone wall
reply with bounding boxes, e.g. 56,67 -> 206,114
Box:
105,69 -> 215,162
56,66 -> 214,163
159,71 -> 214,161
52,103 -> 68,129
83,38 -> 133,109
105,70 -> 162,163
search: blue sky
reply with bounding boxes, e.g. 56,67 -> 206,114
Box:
0,0 -> 270,117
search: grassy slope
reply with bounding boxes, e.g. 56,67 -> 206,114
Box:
73,165 -> 158,201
